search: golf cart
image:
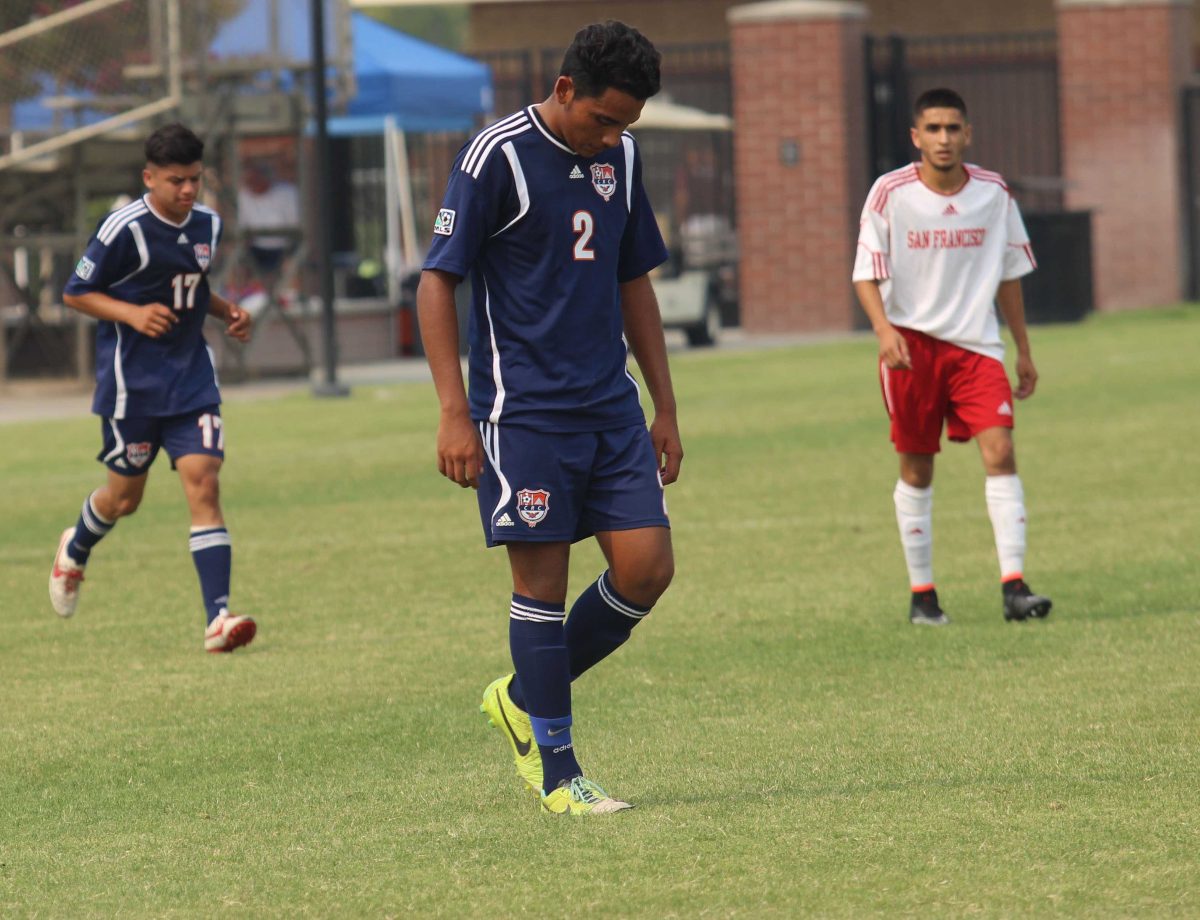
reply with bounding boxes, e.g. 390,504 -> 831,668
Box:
638,98 -> 738,348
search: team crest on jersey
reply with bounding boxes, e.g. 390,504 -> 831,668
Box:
590,163 -> 617,201
193,243 -> 211,271
126,442 -> 152,468
516,488 -> 550,527
433,208 -> 456,236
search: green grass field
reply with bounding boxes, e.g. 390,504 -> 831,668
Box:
2,307 -> 1197,918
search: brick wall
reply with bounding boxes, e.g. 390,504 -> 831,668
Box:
1058,0 -> 1193,309
466,0 -> 1200,52
466,0 -> 1058,53
729,2 -> 867,333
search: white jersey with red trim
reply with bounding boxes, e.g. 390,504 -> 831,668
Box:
852,162 -> 1036,361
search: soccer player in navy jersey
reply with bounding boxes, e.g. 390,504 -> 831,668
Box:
418,21 -> 682,815
49,123 -> 257,653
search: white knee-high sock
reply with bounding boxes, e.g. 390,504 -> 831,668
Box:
985,474 -> 1026,582
893,480 -> 934,590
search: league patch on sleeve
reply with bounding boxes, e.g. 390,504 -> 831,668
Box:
74,256 -> 96,281
433,208 -> 456,237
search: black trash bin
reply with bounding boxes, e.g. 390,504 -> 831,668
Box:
1020,211 -> 1094,323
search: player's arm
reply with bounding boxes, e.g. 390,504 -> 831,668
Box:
416,268 -> 484,489
996,279 -> 1038,399
853,280 -> 910,370
209,291 -> 252,342
620,274 -> 683,485
852,192 -> 910,369
63,290 -> 177,339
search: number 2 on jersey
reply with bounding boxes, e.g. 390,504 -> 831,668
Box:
573,210 -> 595,261
171,272 -> 201,310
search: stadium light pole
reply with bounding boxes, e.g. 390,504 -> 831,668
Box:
310,0 -> 349,398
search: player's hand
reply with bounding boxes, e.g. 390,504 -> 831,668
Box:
650,411 -> 684,486
1015,352 -> 1038,399
437,409 -> 485,489
877,325 -> 911,369
128,303 -> 178,338
225,306 -> 252,342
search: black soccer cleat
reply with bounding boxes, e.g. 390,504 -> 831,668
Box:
909,588 -> 950,626
1002,579 -> 1053,622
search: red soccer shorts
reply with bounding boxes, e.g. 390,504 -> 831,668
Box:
878,327 -> 1014,454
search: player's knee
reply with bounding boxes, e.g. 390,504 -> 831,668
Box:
982,442 -> 1016,474
109,493 -> 143,518
617,554 -> 674,606
187,470 -> 221,507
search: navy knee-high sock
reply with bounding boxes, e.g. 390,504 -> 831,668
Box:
565,570 -> 651,678
189,526 -> 232,626
509,571 -> 651,709
508,593 -> 581,793
69,491 -> 116,564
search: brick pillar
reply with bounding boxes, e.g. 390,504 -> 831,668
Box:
729,1 -> 868,333
1057,0 -> 1193,310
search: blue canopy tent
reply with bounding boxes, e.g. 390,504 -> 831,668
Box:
207,5 -> 493,293
332,15 -> 493,135
207,5 -> 492,134
14,7 -> 492,136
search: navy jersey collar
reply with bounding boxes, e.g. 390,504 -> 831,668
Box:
527,105 -> 578,157
142,194 -> 195,229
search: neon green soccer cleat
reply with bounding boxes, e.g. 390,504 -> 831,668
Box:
541,776 -> 633,816
480,674 -> 542,794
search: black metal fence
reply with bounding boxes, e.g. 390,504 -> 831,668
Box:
1183,84 -> 1200,300
865,32 -> 1062,213
474,43 -> 735,249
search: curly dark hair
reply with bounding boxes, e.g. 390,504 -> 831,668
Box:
559,21 -> 661,101
913,88 -> 967,121
144,122 -> 204,166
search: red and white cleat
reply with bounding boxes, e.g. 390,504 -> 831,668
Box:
49,527 -> 86,618
204,608 -> 257,653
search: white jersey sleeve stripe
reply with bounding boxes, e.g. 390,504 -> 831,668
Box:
463,111 -> 528,176
493,142 -> 531,237
209,213 -> 222,263
468,123 -> 533,180
98,205 -> 148,245
97,199 -> 147,242
193,205 -> 222,260
111,220 -> 151,287
621,134 -> 635,212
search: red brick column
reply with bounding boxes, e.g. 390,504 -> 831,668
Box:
729,1 -> 868,333
1057,0 -> 1193,310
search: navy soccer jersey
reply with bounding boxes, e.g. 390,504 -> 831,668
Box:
423,105 -> 669,432
64,195 -> 223,419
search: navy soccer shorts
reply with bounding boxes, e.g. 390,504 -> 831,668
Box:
98,405 -> 224,476
476,422 -> 670,547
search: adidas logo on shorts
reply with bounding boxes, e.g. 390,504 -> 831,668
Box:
495,513 -> 516,527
